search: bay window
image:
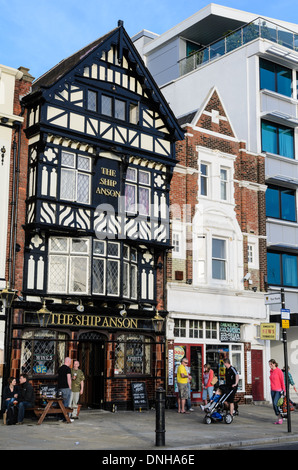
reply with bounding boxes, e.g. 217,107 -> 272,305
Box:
60,151 -> 91,204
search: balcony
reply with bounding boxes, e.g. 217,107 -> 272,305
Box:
179,17 -> 298,77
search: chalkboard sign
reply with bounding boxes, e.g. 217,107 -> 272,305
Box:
131,382 -> 148,410
40,384 -> 58,397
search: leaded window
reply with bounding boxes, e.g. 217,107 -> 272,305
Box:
125,167 -> 151,215
48,237 -> 90,294
60,151 -> 91,204
92,241 -> 138,299
114,334 -> 151,375
20,330 -> 67,376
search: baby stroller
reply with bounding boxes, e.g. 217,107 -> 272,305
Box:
202,387 -> 234,425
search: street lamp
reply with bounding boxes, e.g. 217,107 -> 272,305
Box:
152,310 -> 164,333
37,301 -> 52,327
0,285 -> 17,310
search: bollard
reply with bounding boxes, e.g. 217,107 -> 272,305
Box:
155,387 -> 166,446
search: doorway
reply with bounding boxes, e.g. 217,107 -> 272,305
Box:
175,344 -> 203,402
78,332 -> 105,408
251,349 -> 264,401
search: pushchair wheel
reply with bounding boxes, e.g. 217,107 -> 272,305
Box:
204,415 -> 212,425
224,413 -> 233,424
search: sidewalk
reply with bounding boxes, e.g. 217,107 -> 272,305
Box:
1,404 -> 298,451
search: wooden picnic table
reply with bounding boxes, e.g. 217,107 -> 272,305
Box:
34,397 -> 72,425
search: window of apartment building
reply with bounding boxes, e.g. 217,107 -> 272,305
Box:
220,167 -> 228,200
200,163 -> 209,196
266,185 -> 296,222
267,251 -> 298,287
60,151 -> 91,204
125,167 -> 151,215
261,120 -> 294,159
212,238 -> 226,280
260,58 -> 292,97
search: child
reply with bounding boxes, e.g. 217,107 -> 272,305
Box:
200,387 -> 223,412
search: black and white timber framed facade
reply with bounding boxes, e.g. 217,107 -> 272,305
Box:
11,22 -> 183,409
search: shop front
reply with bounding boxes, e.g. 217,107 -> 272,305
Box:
11,306 -> 165,410
167,318 -> 248,404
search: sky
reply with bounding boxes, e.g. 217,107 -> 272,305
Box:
1,0 -> 298,80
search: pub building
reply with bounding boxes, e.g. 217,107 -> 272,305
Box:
8,22 -> 184,410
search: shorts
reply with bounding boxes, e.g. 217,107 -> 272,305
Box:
177,382 -> 189,400
225,386 -> 237,403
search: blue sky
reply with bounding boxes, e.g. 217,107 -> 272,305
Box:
1,0 -> 298,80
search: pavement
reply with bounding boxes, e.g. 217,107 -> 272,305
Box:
1,403 -> 298,452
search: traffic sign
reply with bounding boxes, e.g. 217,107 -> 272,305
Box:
264,293 -> 281,305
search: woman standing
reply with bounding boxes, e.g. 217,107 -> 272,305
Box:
202,364 -> 214,405
269,359 -> 285,424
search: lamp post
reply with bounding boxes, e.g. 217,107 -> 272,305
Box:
0,284 -> 17,388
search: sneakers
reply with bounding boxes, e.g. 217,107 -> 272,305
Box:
274,418 -> 283,424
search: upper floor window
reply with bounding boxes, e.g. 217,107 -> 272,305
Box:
266,185 -> 296,222
260,58 -> 292,97
200,163 -> 209,196
212,238 -> 226,280
261,120 -> 294,159
220,167 -> 228,200
125,167 -> 151,216
48,237 -> 90,294
267,250 -> 298,287
60,151 -> 91,204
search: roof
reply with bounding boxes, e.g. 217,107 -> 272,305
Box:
32,28 -> 117,92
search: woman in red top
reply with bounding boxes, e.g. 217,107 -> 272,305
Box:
202,364 -> 214,405
269,359 -> 286,424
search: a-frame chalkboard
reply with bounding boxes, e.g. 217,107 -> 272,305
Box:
131,382 -> 149,410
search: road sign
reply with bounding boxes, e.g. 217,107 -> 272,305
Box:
281,308 -> 290,320
282,319 -> 290,329
264,293 -> 281,305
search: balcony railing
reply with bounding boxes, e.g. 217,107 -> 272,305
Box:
179,17 -> 298,77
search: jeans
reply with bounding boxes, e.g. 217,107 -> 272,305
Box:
18,401 -> 33,423
271,390 -> 282,416
59,388 -> 71,408
202,386 -> 214,401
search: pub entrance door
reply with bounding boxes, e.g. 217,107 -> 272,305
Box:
78,332 -> 105,409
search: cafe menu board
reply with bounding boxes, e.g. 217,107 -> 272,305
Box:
131,382 -> 148,411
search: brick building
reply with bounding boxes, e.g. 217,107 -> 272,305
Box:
0,65 -> 33,402
165,87 -> 267,404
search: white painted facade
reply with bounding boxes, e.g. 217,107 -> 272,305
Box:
133,4 -> 298,402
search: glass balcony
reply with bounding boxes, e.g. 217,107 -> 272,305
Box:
179,17 -> 298,77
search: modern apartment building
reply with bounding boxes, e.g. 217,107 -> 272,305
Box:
133,3 -> 298,402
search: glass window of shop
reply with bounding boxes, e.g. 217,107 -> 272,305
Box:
174,319 -> 244,392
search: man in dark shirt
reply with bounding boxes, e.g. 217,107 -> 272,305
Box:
17,374 -> 35,424
224,358 -> 239,416
58,357 -> 72,409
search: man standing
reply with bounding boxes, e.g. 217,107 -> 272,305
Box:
70,360 -> 85,419
58,357 -> 72,409
177,357 -> 191,414
224,358 -> 239,416
17,374 -> 35,424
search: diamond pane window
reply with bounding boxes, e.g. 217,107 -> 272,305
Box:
114,335 -> 151,376
87,90 -> 97,111
60,151 -> 91,204
20,330 -> 68,376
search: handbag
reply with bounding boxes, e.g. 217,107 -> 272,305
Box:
211,375 -> 218,386
277,396 -> 284,407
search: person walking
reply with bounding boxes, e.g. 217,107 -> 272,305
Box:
177,357 -> 191,414
70,360 -> 85,419
202,364 -> 214,405
269,359 -> 286,424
